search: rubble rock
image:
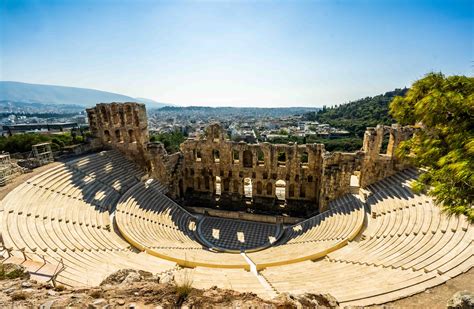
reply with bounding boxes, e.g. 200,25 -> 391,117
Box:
447,291 -> 474,309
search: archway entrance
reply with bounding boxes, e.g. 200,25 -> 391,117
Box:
244,178 -> 252,198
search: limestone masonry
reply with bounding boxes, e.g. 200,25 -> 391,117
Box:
87,102 -> 414,214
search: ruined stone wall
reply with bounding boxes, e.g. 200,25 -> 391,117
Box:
86,102 -> 150,168
87,103 -> 415,215
318,151 -> 364,212
359,124 -> 415,188
179,124 -> 324,215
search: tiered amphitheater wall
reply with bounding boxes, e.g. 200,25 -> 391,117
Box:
87,103 -> 414,214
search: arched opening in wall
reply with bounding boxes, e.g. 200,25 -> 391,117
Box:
233,150 -> 239,163
197,178 -> 202,190
243,150 -> 253,168
126,106 -> 133,125
101,106 -> 109,124
243,178 -> 252,198
308,175 -> 313,183
104,130 -> 111,143
223,178 -> 230,192
301,151 -> 309,167
115,129 -> 123,142
179,179 -> 184,197
380,130 -> 390,154
119,111 -> 125,126
128,130 -> 135,143
194,150 -> 202,162
266,182 -> 273,196
204,176 -> 210,190
213,128 -> 220,142
215,176 -> 221,195
257,150 -> 265,166
275,180 -> 286,200
277,152 -> 286,167
256,181 -> 263,195
300,184 -> 306,198
233,180 -> 239,193
134,112 -> 140,126
113,109 -> 120,125
213,150 -> 220,163
289,184 -> 295,198
350,170 -> 361,194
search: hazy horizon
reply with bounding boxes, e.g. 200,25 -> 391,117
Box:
1,0 -> 472,107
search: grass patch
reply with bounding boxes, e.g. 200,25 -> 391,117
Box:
54,284 -> 66,292
174,269 -> 194,305
11,291 -> 28,301
89,289 -> 103,298
0,264 -> 28,280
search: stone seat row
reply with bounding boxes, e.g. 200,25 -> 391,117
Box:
116,182 -> 199,246
260,258 -> 439,307
1,162 -> 176,287
115,182 -> 251,269
27,165 -> 120,211
327,200 -> 471,275
244,195 -> 365,269
66,150 -> 144,193
280,194 -> 363,244
259,169 -> 473,307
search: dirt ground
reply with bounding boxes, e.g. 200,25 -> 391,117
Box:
367,268 -> 473,309
0,162 -> 61,201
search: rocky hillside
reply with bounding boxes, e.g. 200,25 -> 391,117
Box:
0,265 -> 339,308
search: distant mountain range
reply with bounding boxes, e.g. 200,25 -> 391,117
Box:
0,81 -> 169,108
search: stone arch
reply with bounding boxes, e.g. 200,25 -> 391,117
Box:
113,108 -> 120,125
128,129 -> 135,143
101,106 -> 109,124
300,184 -> 306,198
243,150 -> 253,168
213,149 -> 220,163
257,149 -> 265,166
126,105 -> 133,124
275,179 -> 286,200
232,150 -> 240,163
266,182 -> 273,196
119,110 -> 125,126
277,151 -> 286,166
289,183 -> 295,197
301,151 -> 309,165
256,181 -> 263,195
215,176 -> 221,195
104,130 -> 111,142
233,179 -> 239,193
115,129 -> 123,142
243,177 -> 252,198
179,179 -> 184,197
223,178 -> 230,192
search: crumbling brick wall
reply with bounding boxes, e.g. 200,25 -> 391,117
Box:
87,103 -> 415,214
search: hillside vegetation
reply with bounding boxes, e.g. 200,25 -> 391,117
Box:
304,88 -> 408,137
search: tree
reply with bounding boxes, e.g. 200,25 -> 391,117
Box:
389,72 -> 474,222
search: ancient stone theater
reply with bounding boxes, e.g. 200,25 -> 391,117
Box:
1,102 -> 472,307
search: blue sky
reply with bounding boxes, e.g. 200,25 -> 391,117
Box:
0,0 -> 472,107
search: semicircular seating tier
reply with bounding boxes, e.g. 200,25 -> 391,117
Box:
259,169 -> 473,307
115,181 -> 365,269
0,151 -> 177,287
1,150 -> 472,306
